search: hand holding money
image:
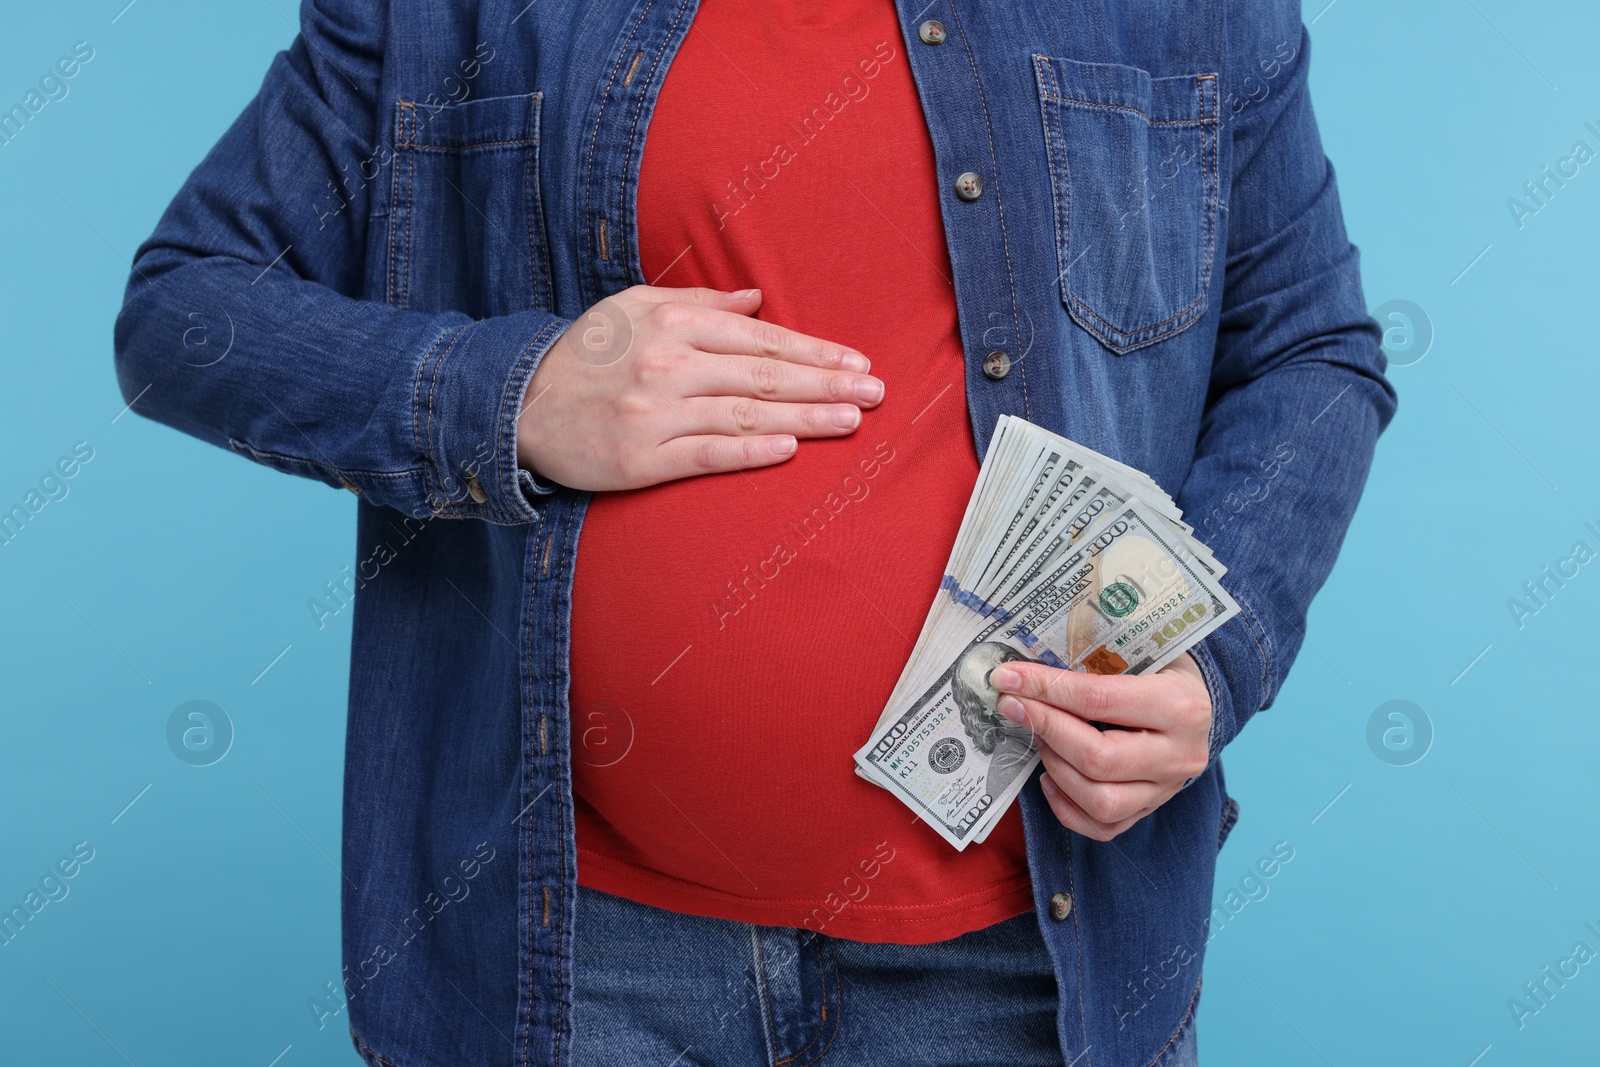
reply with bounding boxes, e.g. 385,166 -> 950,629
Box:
990,651 -> 1211,842
853,415 -> 1239,849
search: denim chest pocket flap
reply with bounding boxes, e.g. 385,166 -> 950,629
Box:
1033,56 -> 1220,354
388,91 -> 553,318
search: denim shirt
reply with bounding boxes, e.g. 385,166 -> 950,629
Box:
113,1 -> 1396,1064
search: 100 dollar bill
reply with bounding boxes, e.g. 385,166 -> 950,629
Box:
854,502 -> 1237,849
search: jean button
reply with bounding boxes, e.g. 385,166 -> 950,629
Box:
981,350 -> 1011,380
1049,892 -> 1073,921
918,20 -> 947,45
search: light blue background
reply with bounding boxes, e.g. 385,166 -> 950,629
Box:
1,2 -> 1595,1064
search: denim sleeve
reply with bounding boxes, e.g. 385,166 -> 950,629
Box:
111,0 -> 568,522
1178,14 -> 1399,764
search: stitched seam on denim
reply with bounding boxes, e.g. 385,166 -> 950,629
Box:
1195,76 -> 1220,331
551,507 -> 583,1067
351,1028 -> 399,1067
1218,795 -> 1240,848
418,323 -> 462,489
579,4 -> 652,297
1064,843 -> 1094,1067
1143,976 -> 1202,1067
1226,580 -> 1274,707
227,439 -> 421,481
550,883 -> 564,1059
1069,283 -> 1207,339
755,930 -> 783,1067
430,326 -> 541,524
1040,93 -> 1213,127
402,138 -> 541,153
421,323 -> 470,515
775,932 -> 834,1065
1240,583 -> 1275,699
392,103 -> 418,312
524,152 -> 540,302
400,104 -> 416,311
403,115 -> 414,311
522,94 -> 552,309
947,6 -> 1029,418
387,102 -> 404,307
615,1 -> 686,284
1253,605 -> 1275,702
494,319 -> 564,522
392,95 -> 542,151
226,439 -> 323,473
410,324 -> 458,511
789,938 -> 842,1067
1037,56 -> 1075,351
518,531 -> 537,1067
1190,639 -> 1230,763
1035,61 -> 1219,121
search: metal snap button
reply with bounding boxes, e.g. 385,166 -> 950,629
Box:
954,171 -> 984,202
466,475 -> 489,505
1049,892 -> 1073,921
918,20 -> 947,45
981,350 -> 1011,380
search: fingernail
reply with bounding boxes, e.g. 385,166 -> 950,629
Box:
840,351 -> 871,373
998,695 -> 1026,724
732,288 -> 760,300
770,436 -> 797,455
990,667 -> 1020,691
829,406 -> 861,429
854,378 -> 884,404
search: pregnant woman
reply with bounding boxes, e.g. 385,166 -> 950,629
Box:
113,2 -> 1394,1064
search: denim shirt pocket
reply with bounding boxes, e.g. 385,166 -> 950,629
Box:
386,92 -> 554,317
1033,57 -> 1220,354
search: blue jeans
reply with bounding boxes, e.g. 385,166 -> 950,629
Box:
571,885 -> 1198,1067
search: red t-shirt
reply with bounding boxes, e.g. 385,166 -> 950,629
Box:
568,0 -> 1032,943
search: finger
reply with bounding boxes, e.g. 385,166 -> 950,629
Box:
674,351 -> 885,408
1037,743 -> 1163,826
674,306 -> 871,373
683,396 -> 863,439
1039,773 -> 1146,843
990,661 -> 1174,731
1000,694 -> 1157,783
627,284 -> 764,310
649,433 -> 799,480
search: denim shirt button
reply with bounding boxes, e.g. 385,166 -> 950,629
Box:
918,20 -> 947,45
954,171 -> 984,201
981,350 -> 1011,380
466,475 -> 489,505
1049,892 -> 1073,921
339,478 -> 362,496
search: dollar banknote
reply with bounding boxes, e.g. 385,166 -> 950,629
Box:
854,417 -> 1239,849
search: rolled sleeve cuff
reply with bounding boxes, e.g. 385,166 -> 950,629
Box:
1190,579 -> 1277,769
412,310 -> 570,524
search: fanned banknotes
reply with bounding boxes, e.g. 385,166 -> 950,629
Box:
853,416 -> 1239,850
